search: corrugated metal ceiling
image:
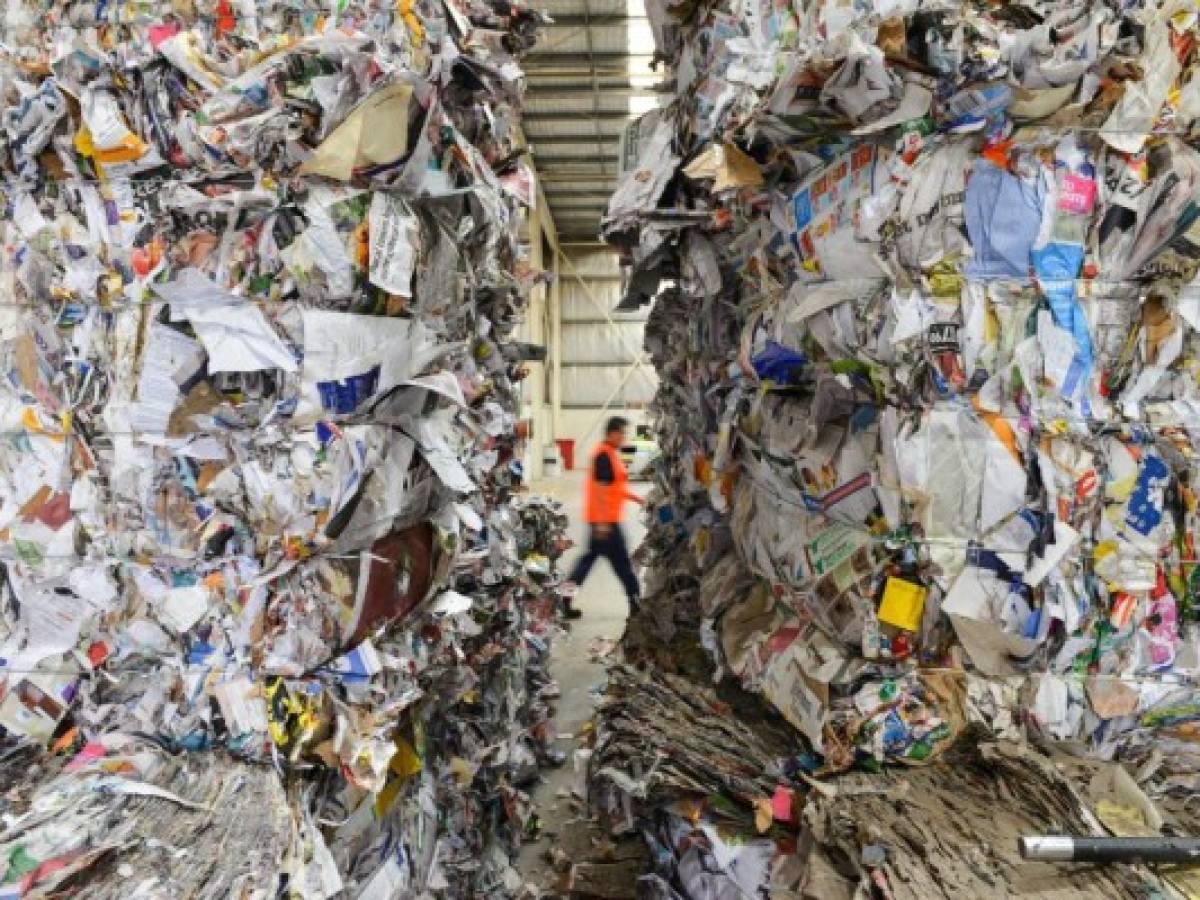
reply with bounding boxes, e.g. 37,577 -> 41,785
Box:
527,0 -> 659,242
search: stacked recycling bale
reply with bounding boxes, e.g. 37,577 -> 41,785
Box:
0,1 -> 566,896
599,0 -> 1200,891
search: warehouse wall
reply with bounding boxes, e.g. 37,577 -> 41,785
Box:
556,246 -> 655,465
517,185 -> 557,481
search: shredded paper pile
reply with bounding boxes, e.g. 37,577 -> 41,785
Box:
597,0 -> 1200,894
0,1 -> 568,897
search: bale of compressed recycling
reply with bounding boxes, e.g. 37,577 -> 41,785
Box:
599,0 -> 1200,893
0,2 -> 565,896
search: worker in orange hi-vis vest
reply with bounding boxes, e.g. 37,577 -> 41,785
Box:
563,416 -> 644,619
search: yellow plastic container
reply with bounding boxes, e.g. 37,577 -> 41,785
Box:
877,577 -> 927,633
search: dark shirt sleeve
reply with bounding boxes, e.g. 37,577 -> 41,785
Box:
593,450 -> 615,485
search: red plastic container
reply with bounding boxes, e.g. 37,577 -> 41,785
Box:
555,438 -> 575,471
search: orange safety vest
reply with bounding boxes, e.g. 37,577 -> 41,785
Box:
584,442 -> 634,524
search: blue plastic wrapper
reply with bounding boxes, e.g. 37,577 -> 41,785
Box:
752,340 -> 808,383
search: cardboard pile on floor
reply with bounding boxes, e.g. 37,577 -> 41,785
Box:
596,0 -> 1200,895
0,2 -> 571,896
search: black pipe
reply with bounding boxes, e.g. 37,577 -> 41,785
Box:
1020,835 -> 1200,864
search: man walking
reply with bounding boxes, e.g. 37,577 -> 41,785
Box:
564,417 -> 644,619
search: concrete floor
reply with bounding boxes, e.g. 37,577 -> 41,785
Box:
518,468 -> 646,893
